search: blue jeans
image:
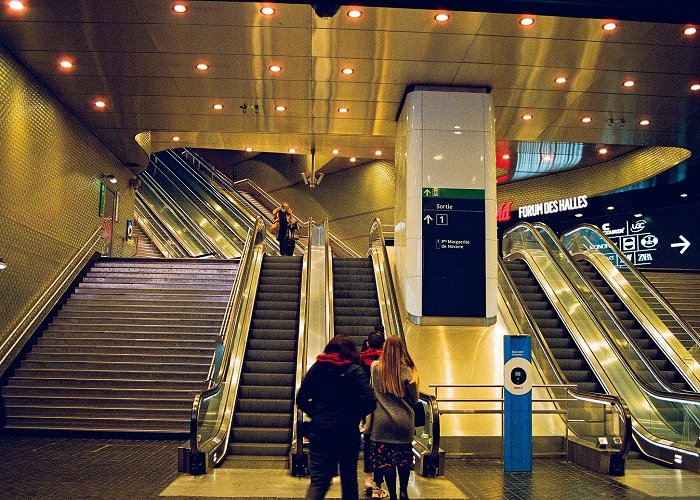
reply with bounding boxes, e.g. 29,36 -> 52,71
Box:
306,433 -> 360,500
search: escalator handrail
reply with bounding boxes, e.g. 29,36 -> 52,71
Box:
153,153 -> 245,251
498,258 -> 633,459
292,219 -> 313,470
562,223 -> 700,349
188,217 -> 265,457
140,170 -> 223,258
532,222 -> 696,396
504,222 -> 700,407
324,218 -> 335,343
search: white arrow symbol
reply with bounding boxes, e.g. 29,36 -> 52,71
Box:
423,188 -> 432,196
671,235 -> 691,254
424,215 -> 433,224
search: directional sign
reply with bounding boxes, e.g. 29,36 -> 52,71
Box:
422,187 -> 485,317
671,235 -> 691,254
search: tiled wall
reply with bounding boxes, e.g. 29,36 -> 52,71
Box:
0,45 -> 134,341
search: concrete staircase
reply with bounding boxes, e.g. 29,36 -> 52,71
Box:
643,270 -> 700,349
1,258 -> 238,435
133,223 -> 163,258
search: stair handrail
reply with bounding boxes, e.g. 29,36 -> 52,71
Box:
0,227 -> 101,377
562,223 -> 700,349
183,217 -> 266,474
291,218 -> 314,476
499,258 -> 633,461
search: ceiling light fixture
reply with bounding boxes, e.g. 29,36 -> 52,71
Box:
8,1 -> 25,11
634,213 -> 643,217
59,59 -> 73,69
522,114 -> 533,121
289,148 -> 296,154
172,4 -> 187,13
275,105 -> 286,111
172,136 -> 181,142
94,99 -> 106,109
602,22 -> 618,31
607,206 -> 614,210
102,174 -> 117,184
212,103 -> 223,110
375,150 -> 382,156
350,157 -> 357,162
681,193 -> 688,197
555,76 -> 567,84
623,80 -> 635,87
332,149 -> 339,155
683,26 -> 697,36
269,65 -> 282,73
581,116 -> 592,123
0,258 -> 6,270
347,9 -> 362,19
245,147 -> 253,152
599,147 -> 608,154
196,63 -> 209,71
434,12 -> 450,22
260,6 -> 275,15
690,84 -> 700,91
542,155 -> 552,162
574,213 -> 583,218
341,67 -> 354,75
639,119 -> 650,126
338,107 -> 349,113
502,154 -> 510,160
519,17 -> 535,26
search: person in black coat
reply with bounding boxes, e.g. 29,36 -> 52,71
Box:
297,334 -> 376,500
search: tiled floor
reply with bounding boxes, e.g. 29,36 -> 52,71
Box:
0,436 -> 698,499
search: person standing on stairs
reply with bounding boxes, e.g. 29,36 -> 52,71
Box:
272,201 -> 295,256
369,336 -> 419,500
297,334 -> 376,500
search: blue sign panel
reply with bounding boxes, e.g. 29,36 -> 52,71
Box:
422,187 -> 485,317
504,335 -> 532,473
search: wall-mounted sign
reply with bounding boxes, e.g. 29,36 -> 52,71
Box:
497,201 -> 513,222
518,195 -> 588,219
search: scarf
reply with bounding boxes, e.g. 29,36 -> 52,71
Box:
360,348 -> 382,367
316,352 -> 353,366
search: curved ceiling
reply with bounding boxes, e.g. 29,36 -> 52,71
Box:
1,1 -> 699,166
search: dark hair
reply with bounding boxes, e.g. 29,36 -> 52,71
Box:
326,333 -> 359,363
367,332 -> 385,350
373,325 -> 385,334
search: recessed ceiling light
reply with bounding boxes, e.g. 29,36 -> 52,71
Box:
639,119 -> 650,126
269,65 -> 282,73
350,157 -> 357,162
59,59 -> 73,69
602,22 -> 617,31
172,136 -> 180,142
599,147 -> 608,154
8,1 -> 25,11
607,206 -> 614,210
375,150 -> 382,156
690,83 -> 700,91
454,131 -> 462,135
212,103 -> 223,110
245,147 -> 253,152
347,9 -> 362,18
341,67 -> 354,75
433,155 -> 444,161
338,107 -> 349,113
502,154 -> 510,160
623,80 -> 635,87
260,6 -> 275,15
522,114 -> 533,121
288,148 -> 296,154
332,149 -> 339,155
680,193 -> 688,197
172,4 -> 187,13
196,63 -> 209,71
683,26 -> 697,36
574,213 -> 583,218
434,12 -> 450,22
275,105 -> 286,111
581,116 -> 592,123
519,17 -> 535,26
634,213 -> 643,217
94,99 -> 106,109
554,76 -> 567,84
542,155 -> 552,162
454,125 -> 461,129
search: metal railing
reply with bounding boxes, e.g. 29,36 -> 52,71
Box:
179,217 -> 265,474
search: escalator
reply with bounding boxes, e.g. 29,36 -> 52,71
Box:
575,259 -> 690,391
332,257 -> 382,348
229,255 -> 302,459
503,222 -> 700,472
503,260 -> 603,394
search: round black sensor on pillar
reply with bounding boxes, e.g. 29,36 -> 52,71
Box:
312,4 -> 340,19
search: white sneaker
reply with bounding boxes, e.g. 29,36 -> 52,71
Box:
372,487 -> 389,499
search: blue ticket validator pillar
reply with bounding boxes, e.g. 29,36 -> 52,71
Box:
503,335 -> 532,472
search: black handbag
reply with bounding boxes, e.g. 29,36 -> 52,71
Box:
412,401 -> 426,427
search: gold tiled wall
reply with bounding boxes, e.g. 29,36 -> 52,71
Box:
0,45 -> 134,339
